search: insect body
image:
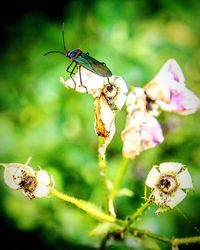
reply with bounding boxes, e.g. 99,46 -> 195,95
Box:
44,24 -> 112,91
66,49 -> 112,77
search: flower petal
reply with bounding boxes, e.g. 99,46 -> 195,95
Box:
126,88 -> 146,113
3,166 -> 21,189
121,127 -> 141,159
167,189 -> 186,208
60,67 -> 105,94
156,59 -> 185,85
177,168 -> 193,189
145,166 -> 161,188
159,162 -> 182,174
3,164 -> 35,189
34,184 -> 50,198
156,85 -> 200,115
94,94 -> 115,134
175,87 -> 200,115
36,170 -> 50,185
94,95 -> 116,159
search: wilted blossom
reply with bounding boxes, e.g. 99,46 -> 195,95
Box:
0,160 -> 54,199
121,89 -> 164,159
145,162 -> 193,211
94,94 -> 116,158
60,67 -> 128,158
145,59 -> 200,115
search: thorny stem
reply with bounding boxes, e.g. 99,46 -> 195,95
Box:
50,188 -> 115,223
46,189 -> 200,249
98,137 -> 109,212
111,157 -> 130,200
126,200 -> 151,229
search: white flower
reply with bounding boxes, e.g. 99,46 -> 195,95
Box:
60,67 -> 128,111
145,162 -> 193,210
0,162 -> 53,199
61,67 -> 128,157
145,59 -> 200,115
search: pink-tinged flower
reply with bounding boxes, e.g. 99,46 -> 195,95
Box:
0,160 -> 54,199
60,68 -> 128,157
145,59 -> 200,115
121,109 -> 164,159
126,87 -> 160,116
145,162 -> 193,212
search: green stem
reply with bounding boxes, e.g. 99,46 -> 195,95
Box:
171,236 -> 200,246
50,188 -> 115,223
130,227 -> 171,243
126,200 -> 151,228
130,228 -> 200,246
111,157 -> 130,200
98,137 -> 109,212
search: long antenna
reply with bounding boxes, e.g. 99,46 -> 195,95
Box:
44,51 -> 65,56
62,22 -> 67,52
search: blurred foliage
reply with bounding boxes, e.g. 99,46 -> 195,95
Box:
0,0 -> 200,249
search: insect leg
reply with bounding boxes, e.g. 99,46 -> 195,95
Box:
69,63 -> 78,89
66,61 -> 74,74
78,66 -> 88,93
107,77 -> 112,86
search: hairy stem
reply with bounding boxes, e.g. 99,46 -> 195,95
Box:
126,200 -> 151,228
50,188 -> 115,223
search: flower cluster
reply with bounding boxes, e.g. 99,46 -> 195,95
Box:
122,59 -> 200,159
0,58 -> 198,217
0,160 -> 53,199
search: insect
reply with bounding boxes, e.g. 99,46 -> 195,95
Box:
44,24 -> 112,91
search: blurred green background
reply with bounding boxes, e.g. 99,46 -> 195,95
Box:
0,0 -> 200,249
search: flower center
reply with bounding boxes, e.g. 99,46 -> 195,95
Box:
18,171 -> 37,199
157,174 -> 177,193
103,83 -> 118,99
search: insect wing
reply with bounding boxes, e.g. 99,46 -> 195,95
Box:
75,52 -> 112,77
86,54 -> 112,77
73,52 -> 96,74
